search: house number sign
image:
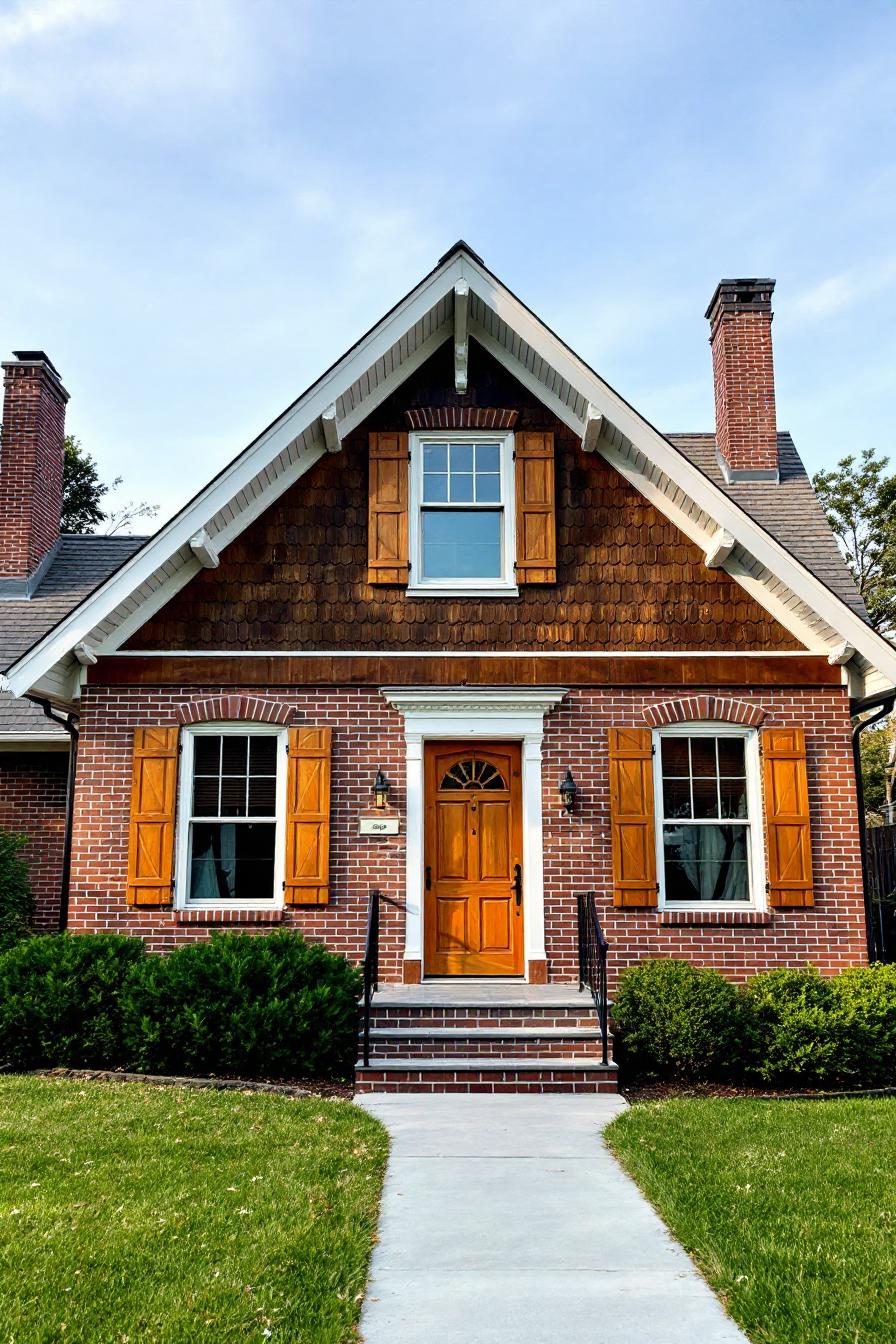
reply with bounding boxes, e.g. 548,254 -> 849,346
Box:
359,816 -> 400,836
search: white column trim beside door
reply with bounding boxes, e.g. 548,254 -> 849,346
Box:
381,687 -> 567,981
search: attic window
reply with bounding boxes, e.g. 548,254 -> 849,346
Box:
408,431 -> 517,594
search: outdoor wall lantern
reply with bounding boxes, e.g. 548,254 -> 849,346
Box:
372,767 -> 391,810
559,768 -> 578,814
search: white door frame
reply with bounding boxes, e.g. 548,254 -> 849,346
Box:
381,687 -> 567,980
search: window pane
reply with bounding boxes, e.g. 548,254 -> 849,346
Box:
475,443 -> 500,474
476,473 -> 501,503
220,775 -> 247,817
692,777 -> 720,819
249,736 -> 278,775
193,775 -> 219,817
717,737 -> 746,776
720,778 -> 748,818
663,824 -> 750,902
423,473 -> 448,502
690,738 -> 717,777
662,777 -> 691,818
423,444 -> 447,473
450,473 -> 474,503
189,823 -> 276,902
422,510 -> 502,579
193,736 -> 220,774
247,774 -> 276,816
450,443 -> 474,473
661,738 -> 689,776
222,736 -> 248,775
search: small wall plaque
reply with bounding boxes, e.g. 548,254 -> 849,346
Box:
359,815 -> 400,837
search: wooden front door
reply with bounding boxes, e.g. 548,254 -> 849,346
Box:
423,742 -> 523,976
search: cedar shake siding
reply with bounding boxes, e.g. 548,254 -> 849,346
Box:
129,346 -> 801,653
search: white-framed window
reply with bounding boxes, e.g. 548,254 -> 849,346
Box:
652,724 -> 765,908
408,430 -> 517,594
175,724 -> 287,907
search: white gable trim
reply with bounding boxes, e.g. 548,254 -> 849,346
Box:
6,244 -> 895,703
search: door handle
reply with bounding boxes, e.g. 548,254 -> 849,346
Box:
425,865 -> 432,891
512,863 -> 522,909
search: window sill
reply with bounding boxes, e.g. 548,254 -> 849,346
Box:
174,907 -> 285,926
658,909 -> 772,927
406,585 -> 520,599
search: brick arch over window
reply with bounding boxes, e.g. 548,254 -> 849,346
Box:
643,696 -> 766,729
175,696 -> 296,727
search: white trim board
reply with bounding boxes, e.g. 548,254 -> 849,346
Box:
5,242 -> 893,703
110,648 -> 822,658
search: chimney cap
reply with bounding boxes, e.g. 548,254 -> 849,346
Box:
11,350 -> 62,378
705,278 -> 775,325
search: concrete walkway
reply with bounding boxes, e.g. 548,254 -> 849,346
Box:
357,1095 -> 748,1344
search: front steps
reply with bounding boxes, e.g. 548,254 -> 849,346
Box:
355,983 -> 618,1094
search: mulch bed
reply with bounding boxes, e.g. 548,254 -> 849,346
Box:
622,1080 -> 896,1103
33,1067 -> 354,1101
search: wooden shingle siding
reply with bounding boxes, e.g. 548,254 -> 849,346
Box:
129,344 -> 803,654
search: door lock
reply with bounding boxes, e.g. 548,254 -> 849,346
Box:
512,863 -> 522,910
425,865 -> 432,891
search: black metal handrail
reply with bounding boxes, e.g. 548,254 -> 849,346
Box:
361,889 -> 381,1067
576,891 -> 610,1066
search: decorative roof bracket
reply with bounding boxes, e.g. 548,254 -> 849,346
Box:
454,281 -> 469,393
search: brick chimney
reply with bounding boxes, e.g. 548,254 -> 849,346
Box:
705,279 -> 778,482
0,351 -> 69,593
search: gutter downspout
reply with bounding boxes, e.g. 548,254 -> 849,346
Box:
851,687 -> 896,962
35,699 -> 79,932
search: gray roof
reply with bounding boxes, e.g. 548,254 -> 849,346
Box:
0,534 -> 148,741
668,432 -> 869,624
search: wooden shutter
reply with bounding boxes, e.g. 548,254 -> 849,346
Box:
368,431 -> 409,585
763,727 -> 814,907
514,431 -> 556,584
284,727 -> 332,905
608,728 -> 657,907
126,726 -> 179,906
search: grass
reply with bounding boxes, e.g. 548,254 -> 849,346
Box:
606,1097 -> 896,1344
0,1076 -> 388,1344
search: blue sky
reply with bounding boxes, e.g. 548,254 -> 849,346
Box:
1,0 -> 895,527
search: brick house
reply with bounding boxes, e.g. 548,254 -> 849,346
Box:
3,244 -> 894,1091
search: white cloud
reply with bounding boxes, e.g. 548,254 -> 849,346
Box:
0,0 -> 116,52
791,273 -> 858,320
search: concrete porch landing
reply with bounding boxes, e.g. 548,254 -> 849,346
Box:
371,980 -> 589,1006
357,1095 -> 748,1344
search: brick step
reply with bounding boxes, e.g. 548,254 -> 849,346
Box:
354,1056 -> 619,1095
369,1006 -> 601,1032
364,1026 -> 611,1059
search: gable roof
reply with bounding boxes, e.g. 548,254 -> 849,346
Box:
4,242 -> 893,705
0,534 -> 147,741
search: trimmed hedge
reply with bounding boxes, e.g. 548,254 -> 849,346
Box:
0,930 -> 361,1081
123,930 -> 361,1080
614,959 -> 896,1088
611,958 -> 748,1083
0,828 -> 34,953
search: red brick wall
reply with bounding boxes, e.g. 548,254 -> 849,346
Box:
0,359 -> 67,579
68,683 -> 866,986
0,752 -> 68,931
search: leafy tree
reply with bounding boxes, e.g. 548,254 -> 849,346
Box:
813,448 -> 896,636
860,723 -> 894,824
62,434 -> 157,535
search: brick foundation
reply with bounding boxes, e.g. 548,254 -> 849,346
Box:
0,752 -> 68,931
68,682 -> 866,986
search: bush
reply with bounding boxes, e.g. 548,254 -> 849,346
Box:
611,958 -> 748,1083
742,966 -> 856,1087
0,828 -> 34,952
0,933 -> 146,1070
831,964 -> 896,1087
122,931 -> 361,1081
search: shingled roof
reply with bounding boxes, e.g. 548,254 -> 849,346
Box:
0,534 -> 147,740
669,432 -> 868,624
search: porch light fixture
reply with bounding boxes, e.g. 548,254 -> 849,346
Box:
372,767 -> 391,810
559,768 -> 578,814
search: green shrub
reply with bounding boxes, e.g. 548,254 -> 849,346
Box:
122,930 -> 361,1081
742,966 -> 855,1087
830,963 -> 896,1087
0,933 -> 146,1070
611,958 -> 748,1082
0,829 -> 34,952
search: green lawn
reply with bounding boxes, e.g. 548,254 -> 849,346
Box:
0,1076 -> 388,1344
606,1097 -> 896,1344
